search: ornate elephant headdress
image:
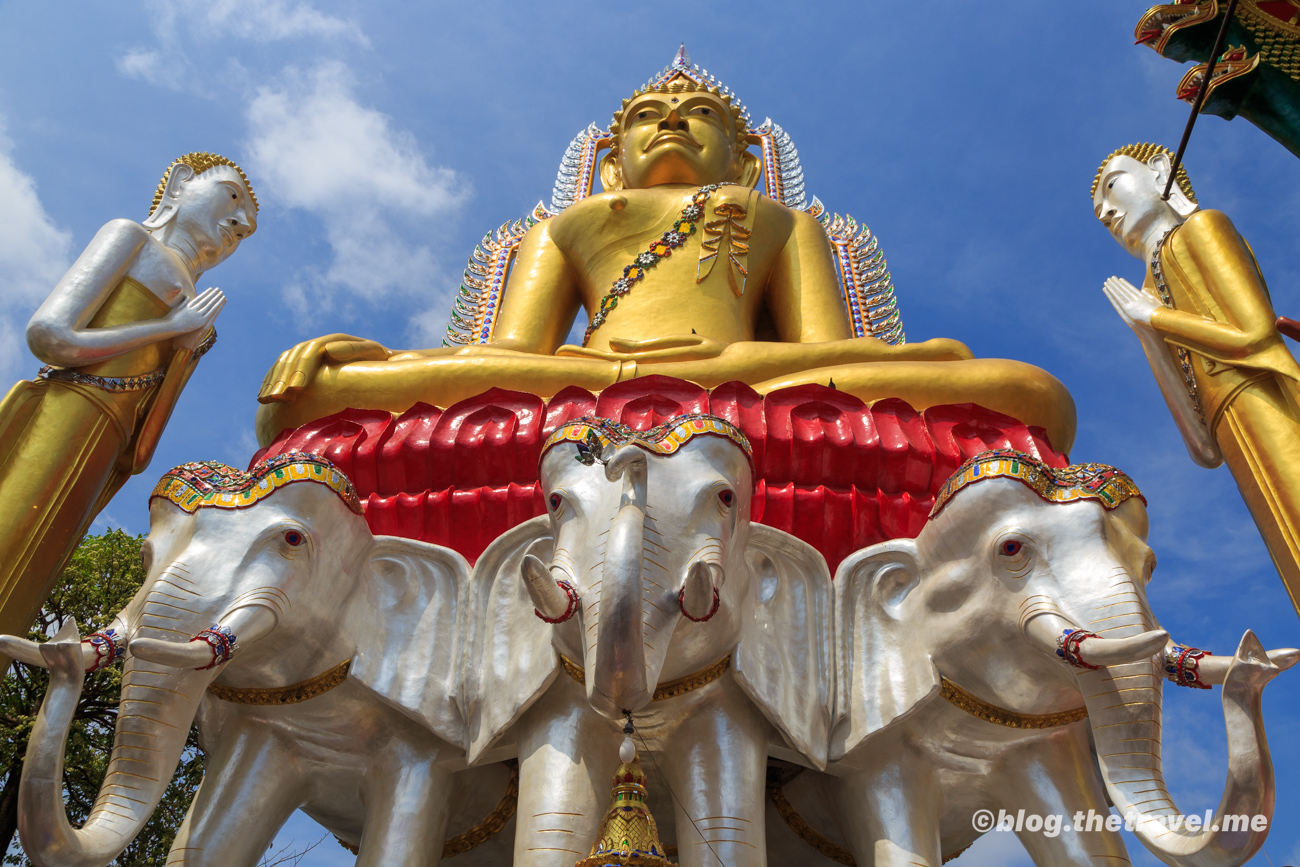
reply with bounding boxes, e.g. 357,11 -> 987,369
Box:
930,449 -> 1145,518
151,452 -> 362,515
542,413 -> 754,474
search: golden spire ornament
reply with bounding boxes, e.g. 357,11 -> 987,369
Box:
576,727 -> 673,867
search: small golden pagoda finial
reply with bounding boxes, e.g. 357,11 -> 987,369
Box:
576,728 -> 672,867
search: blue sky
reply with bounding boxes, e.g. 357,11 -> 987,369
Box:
1,1 -> 1298,864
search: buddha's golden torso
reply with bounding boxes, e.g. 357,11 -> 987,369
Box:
491,182 -> 851,354
550,185 -> 799,348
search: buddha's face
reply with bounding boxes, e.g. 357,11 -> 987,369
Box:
1093,155 -> 1178,257
171,166 -> 258,270
615,90 -> 743,188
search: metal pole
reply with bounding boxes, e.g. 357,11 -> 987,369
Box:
1163,0 -> 1241,200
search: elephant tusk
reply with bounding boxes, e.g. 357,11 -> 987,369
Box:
522,554 -> 579,623
679,560 -> 722,622
129,635 -> 224,670
1023,612 -> 1167,667
1172,643 -> 1300,686
2,626 -> 128,672
0,633 -> 49,668
129,605 -> 277,670
1065,629 -> 1169,667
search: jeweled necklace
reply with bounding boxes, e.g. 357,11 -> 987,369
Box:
1150,229 -> 1208,426
940,676 -> 1087,729
582,183 -> 735,347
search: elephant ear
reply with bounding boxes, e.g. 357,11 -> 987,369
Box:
831,538 -> 939,761
461,516 -> 559,764
734,525 -> 834,770
350,537 -> 471,749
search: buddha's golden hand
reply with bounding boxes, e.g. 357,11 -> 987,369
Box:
556,334 -> 727,362
258,334 -> 391,404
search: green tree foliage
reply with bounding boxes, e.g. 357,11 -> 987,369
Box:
0,530 -> 203,865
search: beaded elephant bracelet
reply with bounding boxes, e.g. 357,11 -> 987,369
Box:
192,624 -> 238,670
1164,643 -> 1212,689
1056,628 -> 1102,670
84,628 -> 125,673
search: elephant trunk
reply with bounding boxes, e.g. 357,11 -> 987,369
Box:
18,623 -> 209,867
1076,584 -> 1276,867
590,446 -> 651,717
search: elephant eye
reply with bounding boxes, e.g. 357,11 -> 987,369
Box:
1000,540 -> 1023,556
718,489 -> 735,507
284,530 -> 305,547
549,493 -> 562,511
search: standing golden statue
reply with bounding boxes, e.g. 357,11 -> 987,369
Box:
0,152 -> 256,659
256,48 -> 1075,453
1094,142 -> 1300,613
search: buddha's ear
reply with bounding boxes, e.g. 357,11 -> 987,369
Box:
599,151 -> 624,193
737,149 -> 763,190
143,163 -> 196,229
1147,151 -> 1199,218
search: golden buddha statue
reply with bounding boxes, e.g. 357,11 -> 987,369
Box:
1095,143 -> 1300,612
0,152 -> 256,659
257,48 -> 1074,453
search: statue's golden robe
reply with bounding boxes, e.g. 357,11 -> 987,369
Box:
1145,209 -> 1300,608
0,277 -> 179,642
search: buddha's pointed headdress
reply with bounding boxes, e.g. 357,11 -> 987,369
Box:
638,44 -> 751,126
610,44 -> 751,153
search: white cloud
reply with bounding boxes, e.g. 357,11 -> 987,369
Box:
245,63 -> 468,318
410,304 -> 455,347
140,0 -> 363,44
114,6 -> 467,335
197,0 -> 366,44
0,121 -> 72,381
116,49 -> 169,87
223,427 -> 262,469
119,1 -> 366,86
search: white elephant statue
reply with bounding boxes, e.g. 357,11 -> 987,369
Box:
461,414 -> 833,867
1,454 -> 514,867
766,449 -> 1297,867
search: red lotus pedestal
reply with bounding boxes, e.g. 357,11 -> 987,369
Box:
253,376 -> 1066,572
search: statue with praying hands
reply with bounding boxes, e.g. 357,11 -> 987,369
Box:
0,152 -> 256,659
1094,142 -> 1300,613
